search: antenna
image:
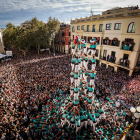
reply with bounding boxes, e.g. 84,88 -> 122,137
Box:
90,5 -> 93,16
61,14 -> 62,23
67,18 -> 69,24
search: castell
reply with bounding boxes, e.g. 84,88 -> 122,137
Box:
61,35 -> 105,132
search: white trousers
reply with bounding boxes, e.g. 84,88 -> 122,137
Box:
76,125 -> 80,132
70,90 -> 74,96
78,64 -> 81,71
84,121 -> 87,129
61,119 -> 66,127
71,63 -> 74,71
74,93 -> 79,100
80,122 -> 84,129
87,49 -> 96,55
72,49 -> 75,54
90,79 -> 95,86
85,63 -> 88,70
84,61 -> 88,69
84,76 -> 87,82
89,92 -> 93,97
92,122 -> 97,130
75,65 -> 78,72
83,48 -> 87,54
70,77 -> 74,84
75,79 -> 79,87
80,61 -> 83,67
68,120 -> 71,128
80,73 -> 82,79
78,78 -> 80,85
87,49 -> 92,55
78,49 -> 82,55
88,104 -> 92,109
87,119 -> 91,125
91,64 -> 96,70
96,118 -> 100,124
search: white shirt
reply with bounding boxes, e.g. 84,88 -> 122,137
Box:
115,101 -> 120,107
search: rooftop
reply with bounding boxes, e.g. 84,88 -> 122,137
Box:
71,5 -> 140,23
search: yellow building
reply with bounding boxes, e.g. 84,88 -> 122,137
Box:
71,6 -> 140,76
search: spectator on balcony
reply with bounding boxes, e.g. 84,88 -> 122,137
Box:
109,55 -> 111,62
114,57 -> 116,63
107,54 -> 109,61
130,40 -> 135,51
120,58 -> 123,65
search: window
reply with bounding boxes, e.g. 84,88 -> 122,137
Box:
127,22 -> 136,33
77,26 -> 80,30
87,25 -> 90,32
92,25 -> 95,32
106,23 -> 111,30
99,24 -> 103,32
81,25 -> 85,30
72,26 -> 75,32
114,23 -> 121,30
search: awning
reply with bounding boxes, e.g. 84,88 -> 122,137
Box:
0,53 -> 7,59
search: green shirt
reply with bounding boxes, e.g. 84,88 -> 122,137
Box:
78,44 -> 81,49
89,73 -> 96,78
82,44 -> 86,48
83,115 -> 88,120
90,44 -> 96,49
74,73 -> 78,79
74,87 -> 79,92
71,118 -> 75,122
75,59 -> 79,64
90,57 -> 97,63
72,44 -> 75,48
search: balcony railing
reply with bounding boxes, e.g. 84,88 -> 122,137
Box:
100,56 -> 116,63
103,39 -> 120,47
121,45 -> 134,51
117,58 -> 130,68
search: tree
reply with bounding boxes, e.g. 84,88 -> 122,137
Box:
3,17 -> 60,56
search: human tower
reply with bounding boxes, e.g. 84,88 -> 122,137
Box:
61,34 -> 104,132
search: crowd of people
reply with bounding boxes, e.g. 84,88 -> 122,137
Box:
121,40 -> 135,51
0,46 -> 140,140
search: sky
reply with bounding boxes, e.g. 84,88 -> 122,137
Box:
0,0 -> 139,28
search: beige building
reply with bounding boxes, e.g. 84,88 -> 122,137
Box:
71,6 -> 140,76
0,28 -> 5,54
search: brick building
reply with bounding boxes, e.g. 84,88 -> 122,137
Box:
54,23 -> 71,53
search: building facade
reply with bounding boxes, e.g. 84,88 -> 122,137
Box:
54,23 -> 71,54
0,28 -> 5,54
71,6 -> 140,76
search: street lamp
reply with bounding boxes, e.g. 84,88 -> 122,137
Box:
51,33 -> 55,57
130,107 -> 140,121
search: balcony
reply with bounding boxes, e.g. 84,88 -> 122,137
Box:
62,42 -> 65,45
100,56 -> 116,64
103,38 -> 120,47
117,58 -> 130,68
